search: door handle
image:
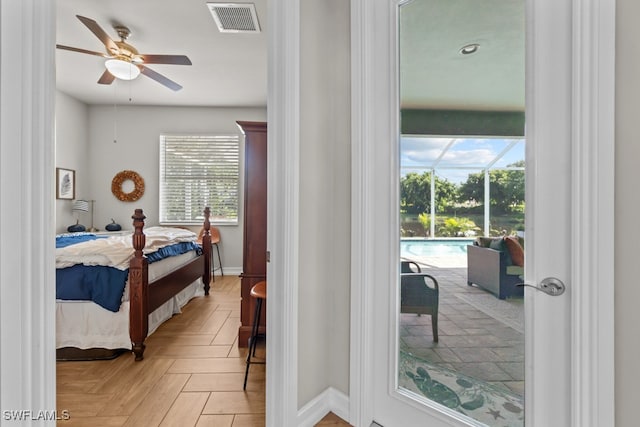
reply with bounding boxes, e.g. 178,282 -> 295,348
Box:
516,277 -> 566,296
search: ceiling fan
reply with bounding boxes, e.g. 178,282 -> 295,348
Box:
57,15 -> 192,91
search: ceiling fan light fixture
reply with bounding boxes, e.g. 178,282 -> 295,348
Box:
105,58 -> 140,80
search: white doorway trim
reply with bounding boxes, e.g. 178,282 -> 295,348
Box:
349,1 -> 376,424
348,0 -> 615,426
568,0 -> 616,425
267,0 -> 300,426
0,0 -> 57,417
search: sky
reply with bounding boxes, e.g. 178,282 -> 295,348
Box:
400,136 -> 525,183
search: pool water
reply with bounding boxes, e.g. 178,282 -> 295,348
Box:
400,239 -> 474,258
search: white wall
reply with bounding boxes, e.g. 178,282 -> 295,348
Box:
55,91 -> 89,234
298,0 -> 351,406
615,1 -> 640,425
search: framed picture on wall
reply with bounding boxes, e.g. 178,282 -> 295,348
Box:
56,168 -> 75,200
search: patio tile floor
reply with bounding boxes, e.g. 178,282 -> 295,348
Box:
399,264 -> 525,396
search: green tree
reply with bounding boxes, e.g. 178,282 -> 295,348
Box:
457,161 -> 525,213
457,173 -> 484,207
400,172 -> 430,214
400,172 -> 458,214
498,162 -> 525,211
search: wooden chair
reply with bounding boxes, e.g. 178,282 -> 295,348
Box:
400,261 -> 439,342
244,280 -> 266,390
198,227 -> 224,281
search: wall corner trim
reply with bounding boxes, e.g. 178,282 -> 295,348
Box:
297,387 -> 350,427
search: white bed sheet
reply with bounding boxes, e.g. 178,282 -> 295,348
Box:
56,250 -> 204,350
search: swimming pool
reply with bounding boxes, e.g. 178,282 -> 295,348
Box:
400,239 -> 474,258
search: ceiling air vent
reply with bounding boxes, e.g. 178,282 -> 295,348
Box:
207,3 -> 261,33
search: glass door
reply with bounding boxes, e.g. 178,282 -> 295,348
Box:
351,0 -> 575,425
397,1 -> 526,425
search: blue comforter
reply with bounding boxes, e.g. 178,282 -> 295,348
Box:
56,234 -> 202,312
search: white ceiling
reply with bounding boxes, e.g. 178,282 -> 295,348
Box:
56,0 -> 267,107
400,0 -> 524,111
56,0 -> 524,112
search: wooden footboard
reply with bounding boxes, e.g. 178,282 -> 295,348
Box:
129,207 -> 212,361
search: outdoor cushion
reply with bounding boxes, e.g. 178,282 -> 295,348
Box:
506,265 -> 524,276
487,237 -> 513,265
504,236 -> 525,267
475,237 -> 495,248
489,238 -> 505,251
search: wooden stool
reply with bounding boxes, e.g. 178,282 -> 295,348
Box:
243,281 -> 266,390
197,227 -> 224,281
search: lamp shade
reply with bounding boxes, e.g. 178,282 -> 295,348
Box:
72,199 -> 89,212
105,59 -> 141,80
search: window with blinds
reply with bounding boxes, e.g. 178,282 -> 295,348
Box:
159,134 -> 240,224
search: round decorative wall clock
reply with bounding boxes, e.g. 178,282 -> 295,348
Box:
111,170 -> 145,202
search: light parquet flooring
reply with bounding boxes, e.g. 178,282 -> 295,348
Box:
315,413 -> 351,426
56,275 -> 352,427
56,275 -> 266,427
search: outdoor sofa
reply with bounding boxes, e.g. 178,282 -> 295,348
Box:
466,236 -> 524,299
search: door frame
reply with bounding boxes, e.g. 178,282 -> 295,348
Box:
348,0 -> 615,426
0,0 -> 57,416
266,0 -> 301,426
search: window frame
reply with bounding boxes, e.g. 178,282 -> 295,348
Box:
159,133 -> 241,226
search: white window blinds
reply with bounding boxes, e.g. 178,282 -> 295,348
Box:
159,134 -> 240,224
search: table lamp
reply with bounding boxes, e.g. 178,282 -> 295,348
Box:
68,199 -> 89,232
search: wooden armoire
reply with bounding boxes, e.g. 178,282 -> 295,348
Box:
236,121 -> 267,347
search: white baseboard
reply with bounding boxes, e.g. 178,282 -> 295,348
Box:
214,267 -> 243,276
297,387 -> 350,427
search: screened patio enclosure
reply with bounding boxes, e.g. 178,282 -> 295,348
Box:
400,135 -> 525,238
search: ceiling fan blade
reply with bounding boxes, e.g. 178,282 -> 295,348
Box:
139,54 -> 192,66
76,15 -> 118,54
138,65 -> 183,91
97,70 -> 116,85
56,44 -> 110,58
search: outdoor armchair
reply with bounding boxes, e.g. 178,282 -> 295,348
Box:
400,261 -> 439,342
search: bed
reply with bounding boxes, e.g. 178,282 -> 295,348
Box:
56,207 -> 212,361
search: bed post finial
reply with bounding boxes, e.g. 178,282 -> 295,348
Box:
130,208 -> 148,360
202,207 -> 211,294
132,209 -> 146,257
